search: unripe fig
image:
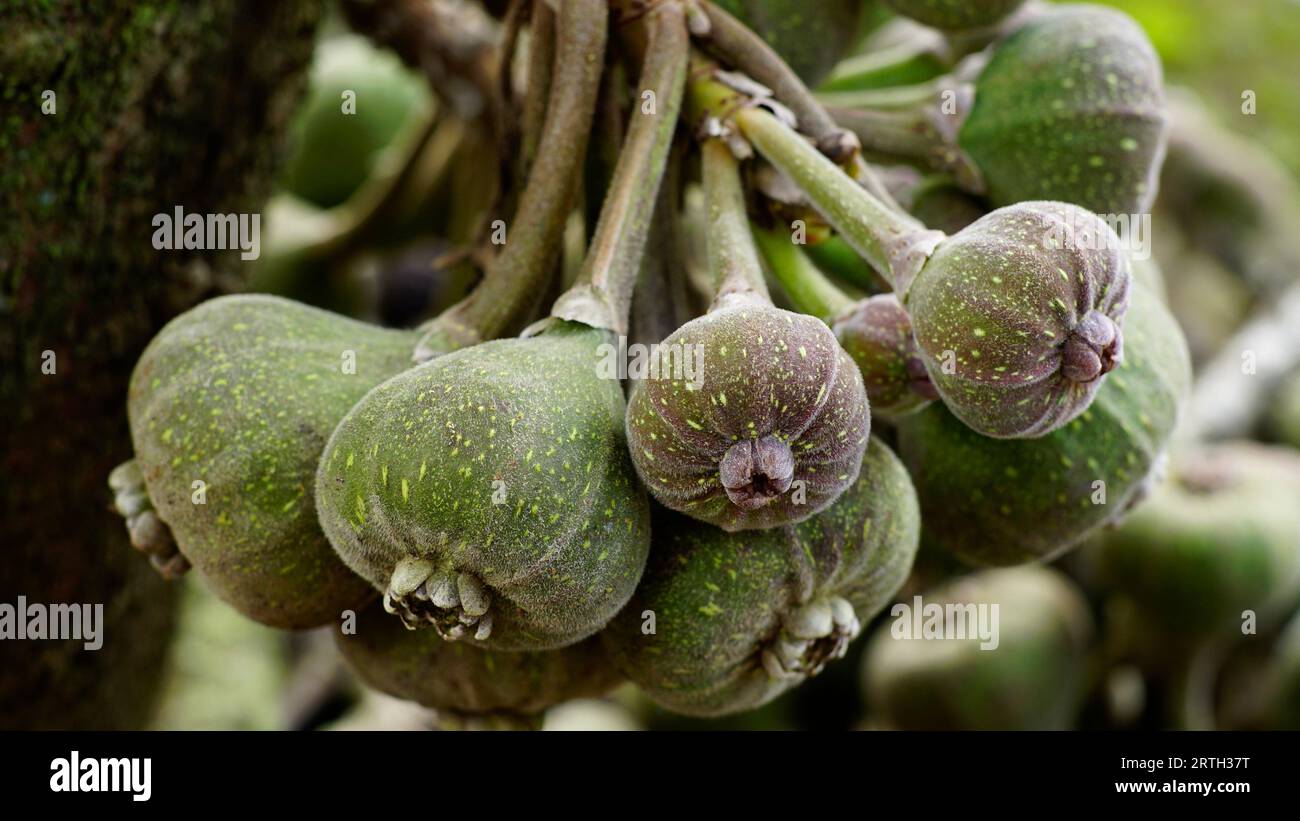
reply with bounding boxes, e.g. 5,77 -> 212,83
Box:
335,602 -> 621,727
280,34 -> 432,209
625,139 -> 870,532
832,294 -> 937,420
906,201 -> 1131,438
958,4 -> 1167,215
1092,443 -> 1300,635
710,0 -> 864,86
882,0 -> 1026,32
897,280 -> 1189,566
605,437 -> 920,718
833,5 -> 1167,216
728,96 -> 1135,439
127,295 -> 416,628
626,305 -> 871,531
863,566 -> 1092,730
316,323 -> 651,651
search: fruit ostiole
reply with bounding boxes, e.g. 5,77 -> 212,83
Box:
315,0 -> 688,650
828,4 -> 1168,216
412,0 -> 609,362
753,225 -> 938,420
690,54 -> 1133,440
623,106 -> 871,531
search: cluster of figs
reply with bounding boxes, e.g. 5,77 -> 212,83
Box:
111,0 -> 1200,727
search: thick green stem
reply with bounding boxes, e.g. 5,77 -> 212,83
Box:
702,139 -> 770,309
549,0 -> 689,335
697,0 -> 902,211
752,225 -> 854,321
420,0 -> 606,355
730,102 -> 945,296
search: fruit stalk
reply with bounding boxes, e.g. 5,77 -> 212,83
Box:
751,224 -> 853,321
703,140 -> 769,308
696,1 -> 905,211
548,0 -> 690,334
417,0 -> 607,357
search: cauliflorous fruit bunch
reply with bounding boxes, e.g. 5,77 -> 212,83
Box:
109,0 -> 1297,731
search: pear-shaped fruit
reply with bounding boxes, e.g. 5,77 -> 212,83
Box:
127,295 -> 416,628
316,322 -> 651,651
605,437 -> 920,717
897,280 -> 1189,565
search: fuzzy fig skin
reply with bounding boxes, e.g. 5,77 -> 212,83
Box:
863,566 -> 1093,730
832,294 -> 936,420
127,295 -> 415,629
883,0 -> 1026,31
625,303 -> 870,531
335,602 -> 621,724
960,4 -> 1168,216
605,437 -> 919,718
1093,444 -> 1300,635
898,280 -> 1188,566
316,322 -> 651,651
906,201 -> 1131,439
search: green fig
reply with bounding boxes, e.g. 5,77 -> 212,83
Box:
709,0 -> 865,86
905,201 -> 1131,438
897,280 -> 1189,565
1092,443 -> 1300,635
316,323 -> 652,650
863,566 -> 1093,730
832,294 -> 938,419
335,602 -> 621,727
315,0 -> 684,650
625,140 -> 870,531
125,295 -> 416,629
834,5 -> 1168,217
715,80 -> 1136,439
606,437 -> 921,718
279,34 -> 433,209
882,0 -> 1026,32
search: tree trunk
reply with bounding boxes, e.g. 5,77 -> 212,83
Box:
0,0 -> 322,729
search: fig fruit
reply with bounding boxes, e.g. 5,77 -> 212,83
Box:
725,91 -> 1135,439
710,0 -> 864,86
624,140 -> 871,531
316,323 -> 651,650
897,280 -> 1189,565
605,437 -> 921,718
127,295 -> 416,629
832,294 -> 938,420
335,602 -> 621,727
280,34 -> 433,209
881,0 -> 1026,32
833,5 -> 1167,217
862,566 -> 1093,730
1092,443 -> 1300,635
905,201 -> 1131,438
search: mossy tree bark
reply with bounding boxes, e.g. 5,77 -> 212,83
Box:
0,0 -> 322,728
